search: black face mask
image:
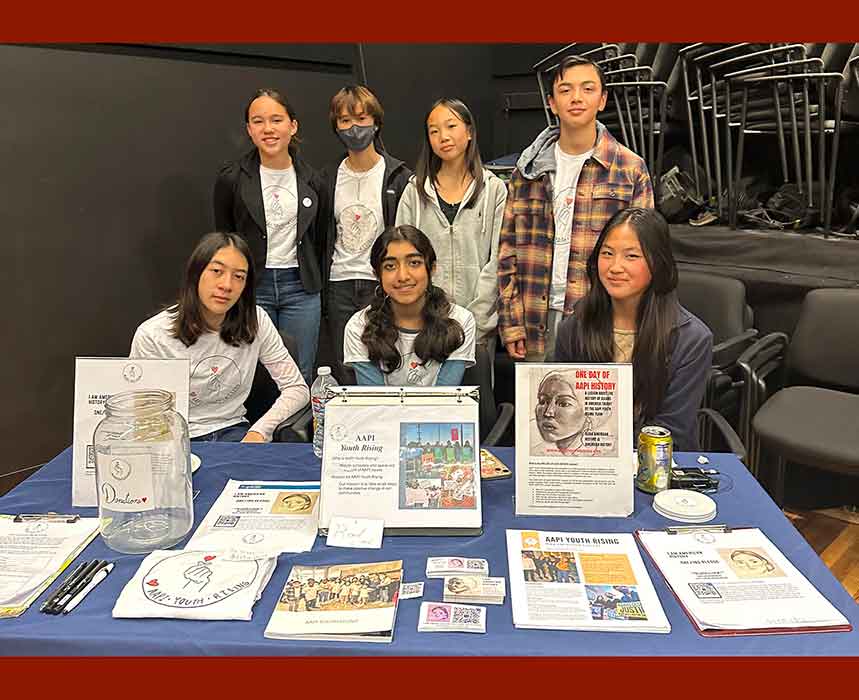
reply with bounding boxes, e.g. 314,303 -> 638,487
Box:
336,124 -> 378,152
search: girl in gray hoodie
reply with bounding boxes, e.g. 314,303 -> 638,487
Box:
396,98 -> 507,360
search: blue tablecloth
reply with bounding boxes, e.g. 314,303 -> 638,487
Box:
0,444 -> 856,656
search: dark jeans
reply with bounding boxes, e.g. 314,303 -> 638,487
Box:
327,278 -> 377,385
256,267 -> 321,386
191,421 -> 249,442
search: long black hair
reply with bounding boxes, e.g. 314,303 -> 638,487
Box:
414,98 -> 484,209
573,208 -> 679,422
245,88 -> 301,158
170,232 -> 258,348
361,225 -> 465,374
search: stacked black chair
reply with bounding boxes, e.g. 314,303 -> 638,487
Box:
739,288 -> 859,505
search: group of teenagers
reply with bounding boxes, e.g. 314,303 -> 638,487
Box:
130,55 -> 713,453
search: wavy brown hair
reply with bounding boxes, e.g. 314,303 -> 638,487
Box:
361,225 -> 464,374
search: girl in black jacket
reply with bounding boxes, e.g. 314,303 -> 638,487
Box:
213,88 -> 324,385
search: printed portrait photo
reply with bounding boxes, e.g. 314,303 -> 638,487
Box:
270,491 -> 319,515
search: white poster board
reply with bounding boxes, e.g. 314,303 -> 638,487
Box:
73,357 -> 190,506
319,386 -> 482,535
514,363 -> 634,517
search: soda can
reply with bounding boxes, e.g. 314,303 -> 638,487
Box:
636,426 -> 673,494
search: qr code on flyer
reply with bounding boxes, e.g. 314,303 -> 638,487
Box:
214,515 -> 240,527
688,582 -> 722,599
86,445 -> 95,468
452,606 -> 483,625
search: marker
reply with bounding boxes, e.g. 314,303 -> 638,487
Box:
63,563 -> 114,614
50,560 -> 105,614
40,561 -> 88,613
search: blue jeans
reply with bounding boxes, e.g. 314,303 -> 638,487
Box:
256,267 -> 321,385
191,421 -> 249,442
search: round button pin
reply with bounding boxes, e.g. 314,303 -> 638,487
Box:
302,197 -> 312,208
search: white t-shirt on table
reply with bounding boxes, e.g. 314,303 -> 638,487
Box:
259,163 -> 299,269
129,306 -> 309,440
342,303 -> 476,386
330,157 -> 386,282
549,143 -> 593,311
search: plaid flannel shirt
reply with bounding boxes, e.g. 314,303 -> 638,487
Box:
497,124 -> 654,356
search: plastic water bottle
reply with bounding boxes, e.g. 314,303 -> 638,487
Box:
311,366 -> 338,458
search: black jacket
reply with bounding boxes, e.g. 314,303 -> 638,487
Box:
318,151 -> 412,292
213,149 -> 324,294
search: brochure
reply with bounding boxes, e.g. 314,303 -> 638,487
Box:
514,364 -> 634,517
184,480 -> 320,557
506,528 -> 670,633
264,560 -> 403,643
636,527 -> 852,636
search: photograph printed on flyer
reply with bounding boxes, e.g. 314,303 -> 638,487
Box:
521,548 -> 582,583
277,561 -> 402,613
585,585 -> 648,621
399,422 -> 477,509
270,490 -> 319,515
528,367 -> 619,457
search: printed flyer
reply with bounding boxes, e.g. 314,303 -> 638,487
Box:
506,529 -> 670,633
319,387 -> 482,534
514,363 -> 634,517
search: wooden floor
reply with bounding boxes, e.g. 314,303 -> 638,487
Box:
786,509 -> 859,602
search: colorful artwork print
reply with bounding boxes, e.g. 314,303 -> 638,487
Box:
520,549 -> 581,584
585,585 -> 647,621
399,422 -> 477,510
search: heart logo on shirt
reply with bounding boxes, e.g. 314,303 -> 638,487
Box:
565,197 -> 573,206
410,361 -> 418,369
211,367 -> 219,374
355,214 -> 361,221
141,497 -> 147,503
204,555 -> 216,562
146,579 -> 159,586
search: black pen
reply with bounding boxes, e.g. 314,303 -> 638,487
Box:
40,561 -> 89,613
49,560 -> 105,614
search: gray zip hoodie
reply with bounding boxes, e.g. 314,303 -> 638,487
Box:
516,122 -> 610,180
395,169 -> 508,340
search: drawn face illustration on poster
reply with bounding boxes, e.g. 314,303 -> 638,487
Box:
529,368 -> 618,457
719,548 -> 784,579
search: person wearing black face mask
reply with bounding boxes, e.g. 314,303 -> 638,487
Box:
319,85 -> 411,385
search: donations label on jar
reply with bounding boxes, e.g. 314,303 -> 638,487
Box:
96,451 -> 156,512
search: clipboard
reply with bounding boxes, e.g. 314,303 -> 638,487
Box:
635,525 -> 853,637
0,513 -> 100,619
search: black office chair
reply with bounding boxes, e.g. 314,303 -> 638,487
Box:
675,269 -> 758,452
462,344 -> 514,447
245,330 -> 312,442
740,288 -> 859,505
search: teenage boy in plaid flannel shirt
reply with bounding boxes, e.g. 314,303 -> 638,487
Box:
497,55 -> 654,361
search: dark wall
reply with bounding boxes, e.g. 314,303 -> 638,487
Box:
359,44 -> 496,169
1,42 -> 501,483
0,43 -> 355,480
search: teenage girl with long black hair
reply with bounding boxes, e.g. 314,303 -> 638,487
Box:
554,208 -> 712,450
343,225 -> 476,386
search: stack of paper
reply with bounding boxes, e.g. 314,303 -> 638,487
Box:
418,601 -> 486,633
265,560 -> 403,643
0,515 -> 101,619
506,529 -> 671,634
637,527 -> 851,636
112,550 -> 276,621
426,556 -> 488,579
443,575 -> 505,605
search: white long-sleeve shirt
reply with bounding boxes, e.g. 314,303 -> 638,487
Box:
130,306 -> 309,440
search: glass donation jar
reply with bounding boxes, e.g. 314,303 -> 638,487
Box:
93,389 -> 193,553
